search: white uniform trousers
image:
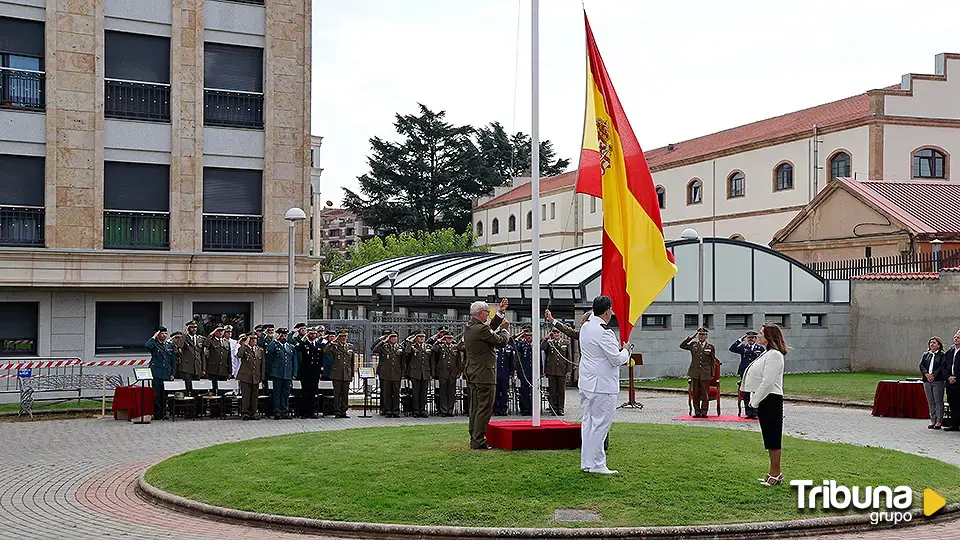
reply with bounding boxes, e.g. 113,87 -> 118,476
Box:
579,388 -> 617,470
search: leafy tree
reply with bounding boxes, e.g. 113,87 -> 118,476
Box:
343,104 -> 500,235
475,121 -> 571,178
343,106 -> 572,235
322,228 -> 485,279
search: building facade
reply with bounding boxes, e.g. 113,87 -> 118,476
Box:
0,0 -> 314,361
316,208 -> 375,251
474,52 -> 960,254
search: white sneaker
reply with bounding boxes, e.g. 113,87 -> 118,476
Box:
587,467 -> 619,474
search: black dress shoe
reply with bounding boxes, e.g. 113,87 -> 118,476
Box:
943,426 -> 959,431
473,443 -> 491,450
274,416 -> 282,420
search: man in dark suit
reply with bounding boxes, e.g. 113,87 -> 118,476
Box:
463,299 -> 510,450
294,327 -> 323,418
941,330 -> 960,431
681,327 -> 717,418
730,331 -> 765,419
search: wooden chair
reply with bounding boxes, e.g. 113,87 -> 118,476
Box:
687,360 -> 721,416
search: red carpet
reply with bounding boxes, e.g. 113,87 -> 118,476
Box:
673,414 -> 759,423
486,420 -> 581,451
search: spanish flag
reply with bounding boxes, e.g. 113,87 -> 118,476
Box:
577,12 -> 677,343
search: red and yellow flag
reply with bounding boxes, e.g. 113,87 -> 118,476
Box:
577,12 -> 677,343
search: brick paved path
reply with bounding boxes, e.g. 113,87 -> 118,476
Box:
0,391 -> 956,539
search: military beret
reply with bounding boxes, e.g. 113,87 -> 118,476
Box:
277,327 -> 289,335
294,322 -> 307,329
338,329 -> 349,336
155,326 -> 168,333
185,320 -> 198,328
745,331 -> 759,337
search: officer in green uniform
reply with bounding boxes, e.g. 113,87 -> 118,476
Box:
541,327 -> 572,415
373,330 -> 404,417
463,299 -> 510,450
404,330 -> 433,418
431,330 -> 461,417
236,333 -> 265,420
323,329 -> 354,418
202,325 -> 232,381
681,327 -> 717,418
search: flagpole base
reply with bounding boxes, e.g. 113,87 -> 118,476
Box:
617,401 -> 643,410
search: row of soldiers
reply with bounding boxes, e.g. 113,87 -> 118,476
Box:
145,322 -> 355,421
370,323 -> 579,419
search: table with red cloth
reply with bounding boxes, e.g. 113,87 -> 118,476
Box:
486,420 -> 581,451
871,380 -> 929,419
112,385 -> 155,420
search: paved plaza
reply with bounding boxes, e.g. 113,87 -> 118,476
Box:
0,391 -> 957,539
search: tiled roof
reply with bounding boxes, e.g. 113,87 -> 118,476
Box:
475,171 -> 578,210
856,181 -> 960,234
852,272 -> 940,280
475,86 -> 892,210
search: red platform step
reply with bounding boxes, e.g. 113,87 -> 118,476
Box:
486,420 -> 582,451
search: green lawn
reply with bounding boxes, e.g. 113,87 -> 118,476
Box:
0,400 -> 109,413
145,423 -> 960,528
633,372 -> 906,404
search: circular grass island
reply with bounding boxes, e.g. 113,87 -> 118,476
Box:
145,423 -> 960,529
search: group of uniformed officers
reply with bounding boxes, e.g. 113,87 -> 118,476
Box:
146,321 -> 354,421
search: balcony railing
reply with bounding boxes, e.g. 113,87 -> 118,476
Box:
104,78 -> 171,122
202,214 -> 263,252
0,205 -> 44,247
204,88 -> 264,129
103,210 -> 170,250
0,67 -> 45,111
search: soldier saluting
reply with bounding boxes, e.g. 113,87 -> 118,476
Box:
431,330 -> 461,417
323,329 -> 354,418
236,333 -> 265,421
202,325 -> 232,381
541,326 -> 572,415
404,330 -> 433,418
373,330 -> 404,418
681,327 -> 717,418
175,320 -> 203,390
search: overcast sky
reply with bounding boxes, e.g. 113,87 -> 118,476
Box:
311,0 -> 960,206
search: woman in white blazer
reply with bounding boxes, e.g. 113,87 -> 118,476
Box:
741,323 -> 787,486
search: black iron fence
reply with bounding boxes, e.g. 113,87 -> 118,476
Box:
0,67 -> 44,111
807,248 -> 960,280
203,88 -> 264,128
104,78 -> 171,121
0,206 -> 44,247
103,210 -> 170,250
202,213 -> 263,252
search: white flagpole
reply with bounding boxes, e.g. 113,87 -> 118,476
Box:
530,0 -> 541,427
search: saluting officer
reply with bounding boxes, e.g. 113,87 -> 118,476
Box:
236,334 -> 265,420
295,327 -> 323,418
373,330 -> 404,417
265,328 -> 298,420
146,326 -> 177,420
323,329 -> 354,418
202,325 -> 232,381
730,330 -> 765,419
681,327 -> 717,418
431,330 -> 461,417
175,320 -> 203,390
405,330 -> 433,418
542,327 -> 572,415
545,309 -> 589,387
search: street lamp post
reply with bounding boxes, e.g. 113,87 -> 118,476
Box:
385,269 -> 399,317
680,228 -> 704,328
321,270 -> 334,319
285,207 -> 307,331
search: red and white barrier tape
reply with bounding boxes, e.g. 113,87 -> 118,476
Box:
0,359 -> 82,371
82,359 -> 150,367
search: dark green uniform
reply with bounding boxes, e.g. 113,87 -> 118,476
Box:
541,336 -> 572,414
236,343 -> 264,419
432,338 -> 462,416
463,313 -> 508,449
203,335 -> 232,380
324,339 -> 354,417
374,340 -> 404,417
681,333 -> 717,417
404,340 -> 432,417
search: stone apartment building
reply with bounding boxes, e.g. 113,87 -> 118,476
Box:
474,52 -> 960,260
316,208 -> 375,251
0,0 -> 315,361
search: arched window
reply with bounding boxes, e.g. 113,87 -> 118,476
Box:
525,211 -> 532,230
729,234 -> 745,241
491,218 -> 499,235
655,186 -> 666,209
913,148 -> 947,179
829,151 -> 851,180
687,179 -> 703,205
774,162 -> 794,191
476,221 -> 483,237
727,171 -> 745,198
508,214 -> 516,232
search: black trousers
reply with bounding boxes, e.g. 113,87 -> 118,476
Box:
946,382 -> 960,429
411,378 -> 429,415
494,377 -> 510,414
152,378 -> 166,419
333,379 -> 349,415
380,378 -> 401,415
239,380 -> 258,418
299,376 -> 319,417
